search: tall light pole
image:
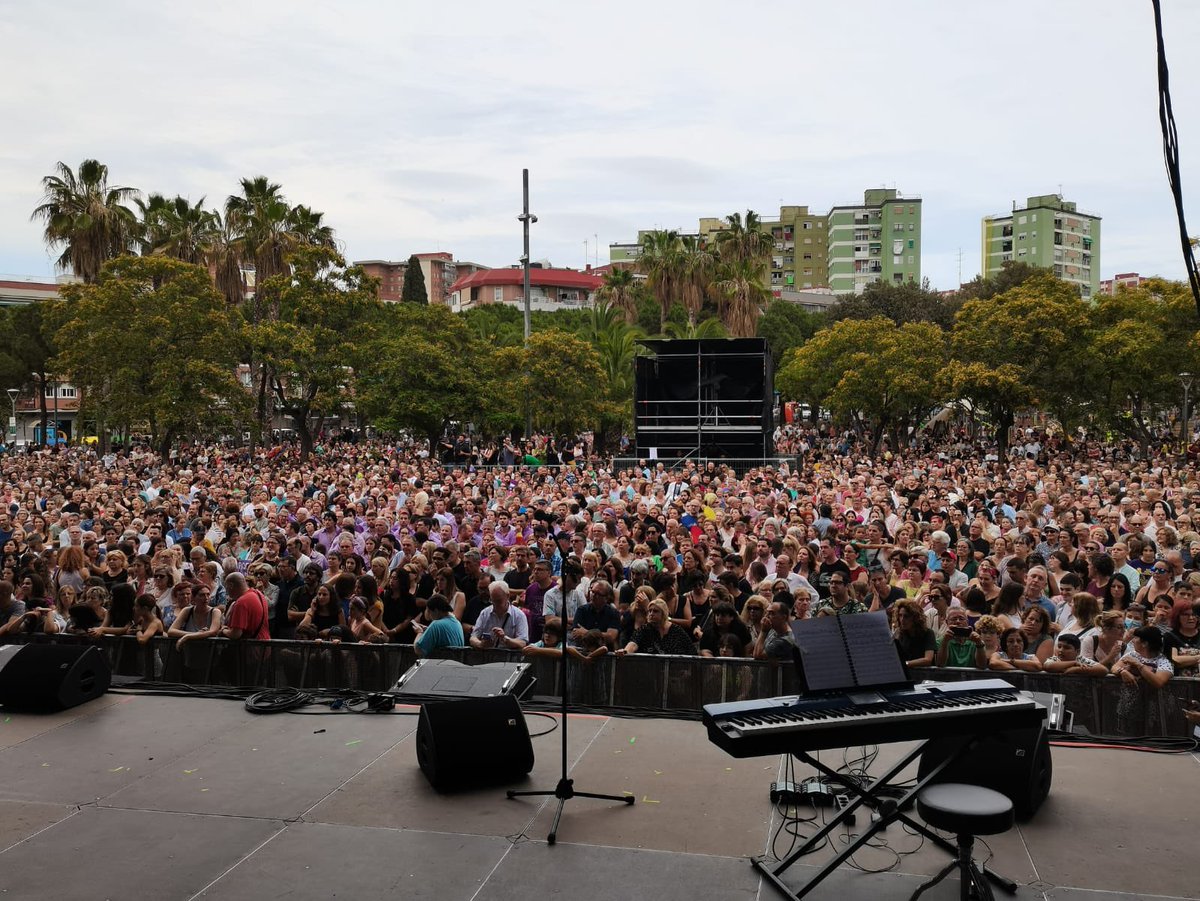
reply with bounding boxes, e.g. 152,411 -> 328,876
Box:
1180,372 -> 1193,452
518,168 -> 537,439
6,388 -> 17,449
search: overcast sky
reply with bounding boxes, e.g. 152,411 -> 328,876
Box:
2,1 -> 1198,290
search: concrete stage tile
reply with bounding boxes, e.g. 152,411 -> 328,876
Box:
528,715 -> 783,857
0,693 -> 126,750
771,859 -> 1048,900
1045,887 -> 1193,901
102,705 -> 415,819
0,806 -> 282,901
307,711 -> 607,837
199,821 -> 509,900
0,695 -> 250,805
1020,747 -> 1197,898
473,839 -> 760,901
0,799 -> 76,850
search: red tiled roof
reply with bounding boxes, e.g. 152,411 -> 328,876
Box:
449,268 -> 603,294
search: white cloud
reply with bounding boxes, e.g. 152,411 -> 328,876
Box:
1,0 -> 1198,289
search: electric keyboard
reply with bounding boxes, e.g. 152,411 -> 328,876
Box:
703,679 -> 1044,757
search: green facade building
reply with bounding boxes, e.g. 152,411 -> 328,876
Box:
981,194 -> 1100,298
827,189 -> 923,295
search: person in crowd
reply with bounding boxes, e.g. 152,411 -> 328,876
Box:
813,571 -> 866,617
892,598 -> 936,668
470,581 -> 529,650
935,606 -> 989,669
220,572 -> 270,641
413,594 -> 465,656
990,627 -> 1043,672
1043,633 -> 1108,676
131,593 -> 165,645
1019,606 -> 1056,663
571,579 -> 620,649
698,601 -> 752,657
298,583 -> 345,639
752,597 -> 796,661
1163,600 -> 1200,677
167,582 -> 224,650
621,598 -> 697,656
1112,626 -> 1173,688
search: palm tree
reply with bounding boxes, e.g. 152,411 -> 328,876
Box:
661,317 -> 727,340
206,212 -> 246,306
596,266 -> 638,325
679,235 -> 718,327
31,159 -> 140,283
225,177 -> 295,286
134,193 -> 172,255
148,196 -> 220,265
712,259 -> 772,338
715,209 -> 774,265
636,229 -> 684,332
288,205 -> 337,250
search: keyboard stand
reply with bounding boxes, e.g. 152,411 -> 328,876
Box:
753,737 -> 1019,900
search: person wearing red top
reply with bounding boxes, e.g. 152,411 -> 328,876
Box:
221,572 -> 271,641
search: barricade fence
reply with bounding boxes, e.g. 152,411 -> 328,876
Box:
2,634 -> 1196,737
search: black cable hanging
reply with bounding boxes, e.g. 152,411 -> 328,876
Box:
1151,0 -> 1200,315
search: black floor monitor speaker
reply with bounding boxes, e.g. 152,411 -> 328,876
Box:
0,644 -> 112,712
416,694 -> 534,793
917,723 -> 1052,820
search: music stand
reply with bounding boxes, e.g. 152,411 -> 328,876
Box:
507,561 -> 634,843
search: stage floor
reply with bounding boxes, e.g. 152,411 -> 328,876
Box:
0,691 -> 1194,900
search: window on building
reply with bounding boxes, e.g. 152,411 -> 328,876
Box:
907,240 -> 914,249
1031,231 -> 1037,239
1018,233 -> 1026,241
804,238 -> 812,244
803,268 -> 813,276
908,224 -> 914,231
893,255 -> 903,265
907,255 -> 914,264
60,386 -> 77,399
1017,249 -> 1027,257
1018,215 -> 1027,225
493,287 -> 503,301
803,253 -> 812,260
802,222 -> 812,229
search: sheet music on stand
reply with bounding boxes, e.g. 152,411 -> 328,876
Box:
791,611 -> 908,694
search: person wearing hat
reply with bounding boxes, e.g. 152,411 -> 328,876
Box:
939,550 -> 969,596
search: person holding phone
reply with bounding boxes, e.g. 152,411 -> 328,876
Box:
935,606 -> 988,668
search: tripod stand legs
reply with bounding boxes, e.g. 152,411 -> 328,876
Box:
508,777 -> 635,844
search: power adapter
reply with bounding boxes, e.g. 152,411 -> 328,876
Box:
770,781 -> 838,806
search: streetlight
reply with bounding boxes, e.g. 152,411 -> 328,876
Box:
518,168 -> 537,439
5,388 -> 17,450
1180,372 -> 1193,452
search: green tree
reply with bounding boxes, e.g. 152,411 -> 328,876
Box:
712,257 -> 771,337
358,304 -> 490,448
492,330 -> 609,434
637,229 -> 684,332
661,317 -> 726,339
948,272 -> 1088,457
140,194 -> 221,265
462,302 -> 526,346
757,299 -> 821,366
401,254 -> 428,303
829,278 -> 959,330
31,159 -> 139,283
250,248 -> 381,458
958,260 -> 1042,301
679,235 -> 718,327
777,317 -> 947,455
1077,279 -> 1200,456
714,210 -> 774,265
596,266 -> 638,325
48,256 -> 248,455
0,305 -> 57,446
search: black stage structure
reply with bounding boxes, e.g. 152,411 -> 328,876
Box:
634,338 -> 774,461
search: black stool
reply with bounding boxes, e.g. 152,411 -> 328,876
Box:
911,782 -> 1014,901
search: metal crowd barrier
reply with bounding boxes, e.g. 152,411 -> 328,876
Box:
2,635 -> 1195,737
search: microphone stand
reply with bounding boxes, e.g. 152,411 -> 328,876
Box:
507,575 -> 633,843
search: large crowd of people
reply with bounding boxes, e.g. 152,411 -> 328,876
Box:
0,427 -> 1197,727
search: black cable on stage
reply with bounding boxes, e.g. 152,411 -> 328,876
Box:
1151,0 -> 1200,315
1049,729 -> 1197,754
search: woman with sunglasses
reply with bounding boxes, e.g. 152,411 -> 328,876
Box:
1134,559 -> 1173,608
